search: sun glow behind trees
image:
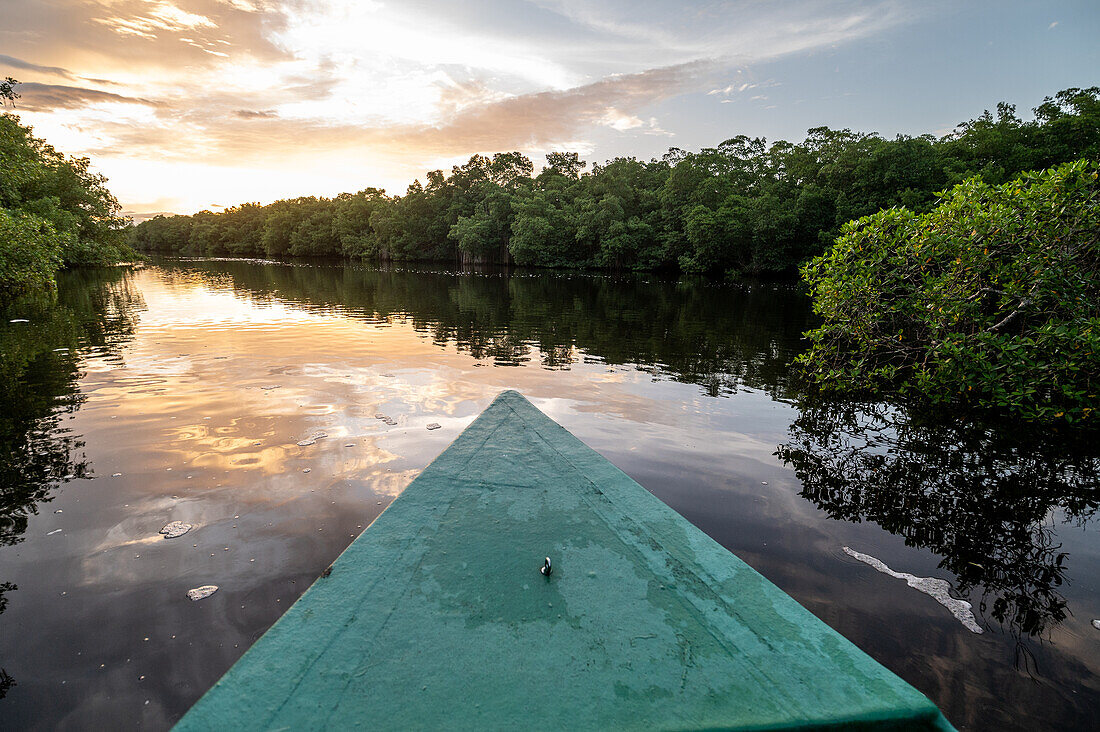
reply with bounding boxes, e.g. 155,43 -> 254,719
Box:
5,1 -> 1095,216
129,88 -> 1100,280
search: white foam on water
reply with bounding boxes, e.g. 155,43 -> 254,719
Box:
187,585 -> 218,601
159,521 -> 193,539
843,546 -> 983,634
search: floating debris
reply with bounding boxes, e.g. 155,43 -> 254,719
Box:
159,521 -> 193,539
9,318 -> 28,323
260,385 -> 281,390
297,431 -> 328,447
843,547 -> 982,634
187,585 -> 218,601
426,423 -> 441,431
344,443 -> 355,447
46,529 -> 63,536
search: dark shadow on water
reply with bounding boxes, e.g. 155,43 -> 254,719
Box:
0,267 -> 143,696
777,398 -> 1100,642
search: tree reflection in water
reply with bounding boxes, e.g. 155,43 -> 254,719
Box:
777,399 -> 1100,642
158,260 -> 811,399
0,267 -> 142,696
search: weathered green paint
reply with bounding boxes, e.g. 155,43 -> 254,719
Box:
175,390 -> 954,731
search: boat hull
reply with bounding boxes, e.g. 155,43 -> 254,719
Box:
175,390 -> 953,731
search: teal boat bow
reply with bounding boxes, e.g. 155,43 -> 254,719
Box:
175,390 -> 954,731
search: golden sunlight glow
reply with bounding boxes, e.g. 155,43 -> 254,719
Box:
3,0 -> 924,215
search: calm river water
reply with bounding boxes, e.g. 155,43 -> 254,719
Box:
0,259 -> 1097,730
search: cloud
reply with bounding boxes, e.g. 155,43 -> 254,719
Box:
234,109 -> 278,119
1048,21 -> 1058,30
121,209 -> 178,223
707,79 -> 780,98
385,61 -> 708,152
531,0 -> 920,66
0,55 -> 76,80
14,83 -> 163,111
3,0 -> 926,213
94,2 -> 216,40
1,0 -> 291,75
72,60 -> 710,166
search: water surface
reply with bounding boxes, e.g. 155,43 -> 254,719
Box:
0,259 -> 1097,730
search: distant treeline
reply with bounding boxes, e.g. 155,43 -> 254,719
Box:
130,87 -> 1100,276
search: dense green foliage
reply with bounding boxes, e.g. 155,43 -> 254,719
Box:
131,88 -> 1100,276
799,160 -> 1099,425
0,109 -> 132,299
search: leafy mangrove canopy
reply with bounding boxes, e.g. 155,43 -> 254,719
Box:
0,111 -> 132,300
129,87 -> 1100,277
798,160 -> 1099,426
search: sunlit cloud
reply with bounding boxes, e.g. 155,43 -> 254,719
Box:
1,0 -> 927,214
16,82 -> 162,111
0,54 -> 78,80
94,0 -> 216,40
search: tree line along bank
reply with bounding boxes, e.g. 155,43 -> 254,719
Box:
129,87 -> 1099,278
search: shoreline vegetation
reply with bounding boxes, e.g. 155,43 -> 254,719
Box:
800,160 -> 1099,427
1,81 -> 134,301
128,88 -> 1098,280
4,82 -> 1097,426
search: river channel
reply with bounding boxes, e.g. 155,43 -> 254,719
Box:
0,259 -> 1097,730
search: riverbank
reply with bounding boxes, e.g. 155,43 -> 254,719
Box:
128,87 -> 1100,279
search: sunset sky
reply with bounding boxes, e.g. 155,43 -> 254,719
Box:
3,0 -> 1097,218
